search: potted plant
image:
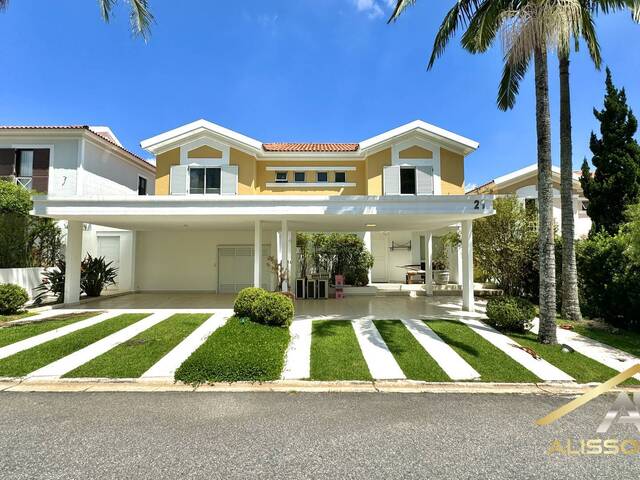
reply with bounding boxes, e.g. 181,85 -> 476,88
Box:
432,231 -> 461,285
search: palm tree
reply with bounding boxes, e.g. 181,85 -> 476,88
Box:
0,0 -> 153,39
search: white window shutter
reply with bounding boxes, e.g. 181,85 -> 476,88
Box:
221,165 -> 238,195
383,166 -> 400,195
416,166 -> 434,195
170,165 -> 188,195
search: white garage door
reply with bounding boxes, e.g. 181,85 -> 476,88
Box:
218,245 -> 271,293
97,236 -> 120,286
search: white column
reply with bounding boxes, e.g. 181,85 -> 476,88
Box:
363,231 -> 372,285
64,221 -> 83,304
461,220 -> 474,312
425,232 -> 433,296
411,232 -> 421,265
280,220 -> 289,292
289,230 -> 296,282
254,220 -> 262,288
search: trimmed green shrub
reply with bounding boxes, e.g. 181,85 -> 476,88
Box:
485,296 -> 536,333
233,287 -> 268,319
0,284 -> 29,315
253,292 -> 294,327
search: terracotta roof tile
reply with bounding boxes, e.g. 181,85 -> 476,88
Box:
263,143 -> 359,152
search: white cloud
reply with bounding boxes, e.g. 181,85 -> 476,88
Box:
353,0 -> 386,19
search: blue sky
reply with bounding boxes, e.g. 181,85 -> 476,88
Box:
0,0 -> 638,188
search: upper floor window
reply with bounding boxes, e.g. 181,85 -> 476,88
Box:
190,166 -> 220,194
138,176 -> 148,196
275,171 -> 288,183
294,172 -> 305,182
317,171 -> 328,183
17,150 -> 34,177
335,172 -> 346,183
400,167 -> 416,195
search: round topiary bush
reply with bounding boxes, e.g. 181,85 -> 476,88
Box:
233,287 -> 268,319
0,283 -> 29,315
253,292 -> 294,327
485,295 -> 536,333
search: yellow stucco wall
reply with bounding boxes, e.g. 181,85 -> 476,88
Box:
440,148 -> 465,194
155,148 -> 180,195
230,148 -> 257,195
365,148 -> 392,195
399,146 -> 433,159
188,145 -> 223,158
255,160 -> 366,195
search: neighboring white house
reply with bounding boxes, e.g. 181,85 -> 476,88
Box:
467,163 -> 592,238
27,119 -> 495,311
0,126 -> 156,293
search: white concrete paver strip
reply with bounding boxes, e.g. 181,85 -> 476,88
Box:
401,319 -> 480,381
351,318 -> 405,380
281,319 -> 313,380
7,309 -> 90,325
26,312 -> 174,379
0,311 -> 125,361
141,309 -> 233,379
531,319 -> 640,381
459,318 -> 574,382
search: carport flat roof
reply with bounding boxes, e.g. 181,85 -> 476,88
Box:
32,194 -> 494,232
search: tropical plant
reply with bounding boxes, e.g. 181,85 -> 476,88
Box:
81,254 -> 118,297
580,68 -> 640,235
0,0 -> 153,39
33,259 -> 66,304
266,256 -> 289,292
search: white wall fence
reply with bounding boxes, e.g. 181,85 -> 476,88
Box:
0,267 -> 48,299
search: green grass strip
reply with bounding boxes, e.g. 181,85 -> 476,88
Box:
0,313 -> 100,348
0,314 -> 148,377
310,320 -> 372,381
374,320 -> 450,381
558,320 -> 640,359
0,311 -> 37,323
175,317 -> 290,384
65,314 -> 210,379
425,319 -> 539,383
510,331 -> 639,385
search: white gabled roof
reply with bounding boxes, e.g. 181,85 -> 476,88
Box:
493,163 -> 579,188
140,119 -> 480,157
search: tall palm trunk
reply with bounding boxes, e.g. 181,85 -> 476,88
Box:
534,46 -> 558,344
559,52 -> 582,322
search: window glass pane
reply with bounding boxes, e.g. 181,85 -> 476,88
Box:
18,150 -> 34,177
206,168 -> 221,193
335,172 -> 346,183
138,177 -> 147,195
276,172 -> 288,183
294,172 -> 305,182
190,168 -> 205,194
400,168 -> 416,194
317,171 -> 328,182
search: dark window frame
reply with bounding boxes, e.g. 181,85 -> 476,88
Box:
275,171 -> 288,183
317,171 -> 328,183
138,176 -> 148,196
294,171 -> 305,183
400,167 -> 416,195
334,171 -> 346,183
189,166 -> 221,195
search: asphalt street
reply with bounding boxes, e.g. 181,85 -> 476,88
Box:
1,391 -> 637,479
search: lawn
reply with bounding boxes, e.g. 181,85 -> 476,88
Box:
374,320 -> 449,381
0,311 -> 37,323
175,317 -> 290,384
0,313 -> 148,377
425,320 -> 540,383
0,312 -> 99,348
65,314 -> 210,379
310,320 -> 372,381
556,319 -> 640,359
509,332 -> 639,385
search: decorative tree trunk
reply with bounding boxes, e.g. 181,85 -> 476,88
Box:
534,46 -> 558,344
558,52 -> 583,322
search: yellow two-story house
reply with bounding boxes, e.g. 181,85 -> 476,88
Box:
33,119 -> 493,311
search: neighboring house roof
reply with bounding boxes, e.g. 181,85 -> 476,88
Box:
140,119 -> 480,157
465,163 -> 582,194
0,125 -> 155,172
262,143 -> 359,152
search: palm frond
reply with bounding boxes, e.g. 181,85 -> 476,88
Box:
0,0 -> 9,11
388,0 -> 417,23
128,0 -> 154,40
461,0 -> 510,53
580,6 -> 602,68
99,0 -> 117,22
497,50 -> 530,110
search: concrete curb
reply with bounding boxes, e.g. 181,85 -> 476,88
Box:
1,378 -> 639,394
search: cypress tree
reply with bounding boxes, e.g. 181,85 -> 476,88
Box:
580,68 -> 640,235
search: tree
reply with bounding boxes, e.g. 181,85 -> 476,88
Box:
0,0 -> 153,39
580,68 -> 640,235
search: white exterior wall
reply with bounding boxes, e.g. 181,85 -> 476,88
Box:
0,267 -> 49,299
134,230 -> 273,292
82,140 -> 154,196
82,227 -> 135,292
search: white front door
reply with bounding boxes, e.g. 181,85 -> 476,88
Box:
218,245 -> 270,293
371,232 -> 389,283
97,236 -> 120,287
